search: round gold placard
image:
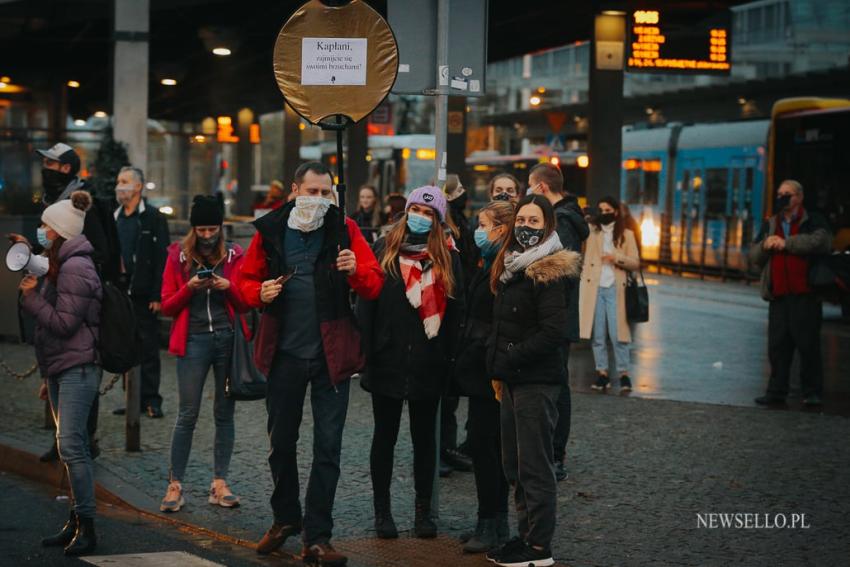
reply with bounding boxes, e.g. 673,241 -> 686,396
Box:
273,0 -> 399,125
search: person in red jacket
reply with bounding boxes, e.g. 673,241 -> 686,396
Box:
239,162 -> 383,566
158,196 -> 251,514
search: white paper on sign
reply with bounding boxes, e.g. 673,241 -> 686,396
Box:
301,38 -> 367,86
450,78 -> 468,90
439,65 -> 449,86
399,64 -> 410,73
469,80 -> 480,92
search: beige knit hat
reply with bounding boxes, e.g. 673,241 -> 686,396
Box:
41,191 -> 92,240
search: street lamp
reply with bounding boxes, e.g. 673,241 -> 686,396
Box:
67,80 -> 80,88
94,111 -> 107,118
529,95 -> 542,107
212,47 -> 231,56
161,78 -> 178,86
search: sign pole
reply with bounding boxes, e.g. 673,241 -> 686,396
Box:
433,0 -> 450,187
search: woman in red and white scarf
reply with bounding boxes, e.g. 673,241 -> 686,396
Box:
358,185 -> 465,541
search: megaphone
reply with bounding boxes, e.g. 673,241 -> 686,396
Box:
6,242 -> 49,277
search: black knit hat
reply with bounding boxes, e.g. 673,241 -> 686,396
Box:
190,195 -> 224,226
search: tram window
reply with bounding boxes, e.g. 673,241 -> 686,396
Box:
744,167 -> 754,206
626,170 -> 642,203
705,168 -> 728,219
643,171 -> 659,205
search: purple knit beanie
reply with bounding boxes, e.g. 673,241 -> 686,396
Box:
405,185 -> 447,223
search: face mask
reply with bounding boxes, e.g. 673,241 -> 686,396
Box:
115,185 -> 137,206
514,225 -> 545,249
474,227 -> 502,258
197,233 -> 220,249
492,192 -> 512,202
406,212 -> 433,235
450,191 -> 468,211
42,168 -> 74,202
37,228 -> 53,250
598,212 -> 616,225
289,195 -> 332,232
775,194 -> 792,211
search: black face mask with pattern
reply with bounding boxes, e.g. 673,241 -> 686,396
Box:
514,225 -> 545,248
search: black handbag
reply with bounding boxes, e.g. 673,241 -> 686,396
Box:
225,310 -> 267,400
625,269 -> 650,323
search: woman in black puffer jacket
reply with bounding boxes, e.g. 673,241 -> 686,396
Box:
358,186 -> 464,540
485,195 -> 581,567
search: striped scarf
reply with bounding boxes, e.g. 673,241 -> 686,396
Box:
399,241 -> 450,339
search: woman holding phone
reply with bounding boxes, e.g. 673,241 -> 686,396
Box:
159,195 -> 251,513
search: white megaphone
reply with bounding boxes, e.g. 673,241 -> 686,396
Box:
6,242 -> 49,277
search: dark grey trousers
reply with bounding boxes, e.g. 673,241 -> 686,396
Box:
767,294 -> 823,398
500,382 -> 560,549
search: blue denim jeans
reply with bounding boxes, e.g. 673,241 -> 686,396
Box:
170,329 -> 235,481
266,353 -> 350,546
47,364 -> 101,519
591,285 -> 630,375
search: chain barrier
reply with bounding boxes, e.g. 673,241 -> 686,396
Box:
1,354 -> 122,397
99,373 -> 123,396
0,358 -> 39,380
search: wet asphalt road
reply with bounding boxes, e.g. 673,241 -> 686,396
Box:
568,274 -> 850,416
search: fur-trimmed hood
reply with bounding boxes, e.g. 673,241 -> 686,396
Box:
525,250 -> 582,285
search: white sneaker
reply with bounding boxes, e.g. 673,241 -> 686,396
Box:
160,481 -> 185,513
208,478 -> 240,508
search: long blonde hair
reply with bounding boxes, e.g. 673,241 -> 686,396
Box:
181,226 -> 226,270
380,212 -> 456,297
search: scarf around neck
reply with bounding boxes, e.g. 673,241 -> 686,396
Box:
398,234 -> 454,339
500,231 -> 563,283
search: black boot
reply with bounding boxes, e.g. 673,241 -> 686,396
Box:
41,510 -> 77,547
374,496 -> 398,539
414,499 -> 437,539
39,441 -> 59,463
463,518 -> 499,553
64,516 -> 97,556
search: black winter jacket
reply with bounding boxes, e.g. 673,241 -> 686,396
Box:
453,267 -> 495,398
359,238 -> 465,401
487,249 -> 582,386
116,200 -> 170,302
553,195 -> 588,342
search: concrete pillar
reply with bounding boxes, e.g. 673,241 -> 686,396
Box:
112,0 -> 149,171
346,120 -> 369,214
282,104 -> 302,186
236,107 -> 255,215
446,96 -> 467,182
587,11 -> 625,207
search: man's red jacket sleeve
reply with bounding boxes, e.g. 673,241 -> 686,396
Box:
237,217 -> 383,307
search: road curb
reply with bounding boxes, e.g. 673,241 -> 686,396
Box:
0,433 -> 272,556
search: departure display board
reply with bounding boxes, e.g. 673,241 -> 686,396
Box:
627,7 -> 731,75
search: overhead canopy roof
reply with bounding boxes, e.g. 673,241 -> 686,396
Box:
0,0 -> 746,121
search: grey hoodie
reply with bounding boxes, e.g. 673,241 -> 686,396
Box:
22,235 -> 102,377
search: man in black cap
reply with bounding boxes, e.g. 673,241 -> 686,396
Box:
9,142 -> 120,461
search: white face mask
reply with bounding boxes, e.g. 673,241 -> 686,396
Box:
288,195 -> 332,232
115,185 -> 137,206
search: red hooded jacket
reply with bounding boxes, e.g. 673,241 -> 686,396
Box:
161,242 -> 251,357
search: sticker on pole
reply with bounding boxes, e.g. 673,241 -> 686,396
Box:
301,38 -> 367,86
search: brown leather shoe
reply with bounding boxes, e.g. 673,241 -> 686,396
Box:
302,542 -> 347,566
256,522 -> 301,555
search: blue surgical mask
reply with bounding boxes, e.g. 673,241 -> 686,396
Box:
474,227 -> 501,258
37,228 -> 53,249
406,212 -> 433,234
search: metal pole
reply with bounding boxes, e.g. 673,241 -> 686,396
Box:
433,0 -> 450,188
125,368 -> 140,452
430,0 -> 450,517
335,115 -> 348,246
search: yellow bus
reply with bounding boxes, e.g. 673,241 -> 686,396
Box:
768,97 -> 850,251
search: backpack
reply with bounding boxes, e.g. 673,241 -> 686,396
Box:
97,281 -> 140,374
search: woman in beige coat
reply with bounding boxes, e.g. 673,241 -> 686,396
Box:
579,196 -> 640,392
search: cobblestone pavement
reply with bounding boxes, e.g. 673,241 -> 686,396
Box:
1,274 -> 849,566
2,339 -> 849,567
